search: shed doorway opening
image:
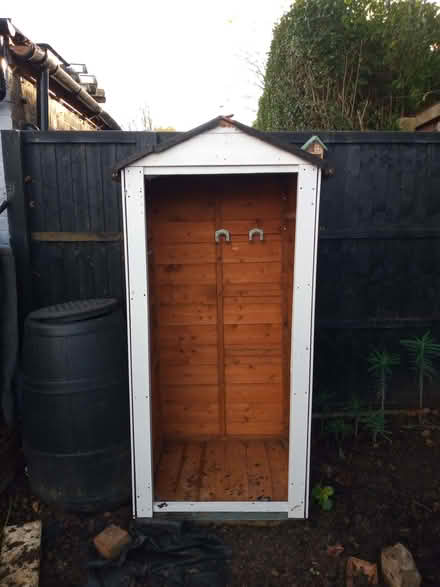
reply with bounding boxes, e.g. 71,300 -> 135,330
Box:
147,173 -> 297,504
119,115 -> 324,518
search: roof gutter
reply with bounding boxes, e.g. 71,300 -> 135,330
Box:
2,19 -> 120,130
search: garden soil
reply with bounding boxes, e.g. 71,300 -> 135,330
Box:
1,415 -> 440,586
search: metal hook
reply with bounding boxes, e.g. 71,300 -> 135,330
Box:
215,228 -> 231,243
248,227 -> 264,242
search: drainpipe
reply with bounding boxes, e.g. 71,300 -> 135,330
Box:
0,66 -> 5,103
37,68 -> 49,130
0,35 -> 7,102
9,42 -> 120,130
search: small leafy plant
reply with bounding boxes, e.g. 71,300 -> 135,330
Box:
313,390 -> 335,434
345,395 -> 364,438
367,349 -> 400,411
324,417 -> 353,443
313,390 -> 334,413
400,331 -> 440,410
312,484 -> 334,511
361,410 -> 391,445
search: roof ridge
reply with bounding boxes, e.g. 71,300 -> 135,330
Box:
113,116 -> 329,177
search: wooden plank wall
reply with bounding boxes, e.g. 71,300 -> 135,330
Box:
149,174 -> 294,440
277,133 -> 440,401
10,130 -> 440,406
21,132 -> 158,307
150,177 -> 219,439
19,131 -> 162,455
221,175 -> 290,437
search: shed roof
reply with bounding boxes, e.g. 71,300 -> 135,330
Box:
113,116 -> 328,176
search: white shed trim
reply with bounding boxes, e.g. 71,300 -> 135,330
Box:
153,501 -> 289,513
133,127 -> 310,169
119,118 -> 323,520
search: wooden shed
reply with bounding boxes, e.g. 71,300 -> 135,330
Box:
115,116 -> 326,520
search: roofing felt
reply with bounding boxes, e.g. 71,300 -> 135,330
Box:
113,116 -> 329,176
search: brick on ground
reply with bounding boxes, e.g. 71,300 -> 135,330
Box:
93,524 -> 131,560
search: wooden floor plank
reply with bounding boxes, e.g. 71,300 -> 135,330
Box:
265,439 -> 288,501
223,440 -> 248,500
174,442 -> 203,501
155,438 -> 288,503
200,440 -> 224,500
245,440 -> 273,501
155,442 -> 184,500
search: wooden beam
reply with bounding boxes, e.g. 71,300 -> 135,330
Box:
317,318 -> 440,329
319,227 -> 440,240
31,231 -> 122,242
414,103 -> 440,129
313,408 -> 431,420
21,132 -> 137,144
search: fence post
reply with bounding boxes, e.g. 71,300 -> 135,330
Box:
1,130 -> 32,331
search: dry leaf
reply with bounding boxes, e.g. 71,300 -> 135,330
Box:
32,501 -> 40,513
327,544 -> 344,557
346,557 -> 378,587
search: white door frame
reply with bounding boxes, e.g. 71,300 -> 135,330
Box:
122,163 -> 321,519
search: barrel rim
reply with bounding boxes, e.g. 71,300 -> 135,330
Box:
27,298 -> 119,324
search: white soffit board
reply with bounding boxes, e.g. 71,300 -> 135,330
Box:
133,126 -> 308,169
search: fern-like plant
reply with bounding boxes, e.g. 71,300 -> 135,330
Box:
367,349 -> 400,412
400,331 -> 440,410
313,390 -> 335,435
324,418 -> 353,443
345,395 -> 364,438
361,410 -> 391,445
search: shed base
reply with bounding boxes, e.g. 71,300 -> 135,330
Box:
154,437 -> 288,503
148,512 -> 289,521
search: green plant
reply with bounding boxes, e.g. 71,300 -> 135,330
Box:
400,331 -> 440,410
313,390 -> 335,434
312,484 -> 335,511
367,349 -> 400,411
345,395 -> 364,437
324,417 -> 353,443
361,410 -> 391,444
256,0 -> 440,131
313,390 -> 334,412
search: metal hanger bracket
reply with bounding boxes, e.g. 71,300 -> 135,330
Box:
249,227 -> 264,242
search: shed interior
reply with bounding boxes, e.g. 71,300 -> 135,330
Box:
147,173 -> 297,502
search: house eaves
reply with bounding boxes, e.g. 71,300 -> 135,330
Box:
0,18 -> 120,130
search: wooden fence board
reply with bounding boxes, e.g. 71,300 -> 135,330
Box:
10,129 -> 440,404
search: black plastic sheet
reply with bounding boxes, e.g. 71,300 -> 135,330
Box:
85,519 -> 231,587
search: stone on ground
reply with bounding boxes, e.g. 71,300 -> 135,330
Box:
346,556 -> 379,586
0,520 -> 42,586
381,543 -> 421,587
93,524 -> 131,560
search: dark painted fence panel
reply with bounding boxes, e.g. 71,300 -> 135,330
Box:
282,133 -> 440,404
10,129 -> 440,406
20,132 -> 157,308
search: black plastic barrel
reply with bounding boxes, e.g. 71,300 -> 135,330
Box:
21,299 -> 131,512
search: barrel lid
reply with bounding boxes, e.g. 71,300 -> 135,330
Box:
28,298 -> 119,323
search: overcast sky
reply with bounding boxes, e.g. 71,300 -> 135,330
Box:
6,1 -> 291,130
